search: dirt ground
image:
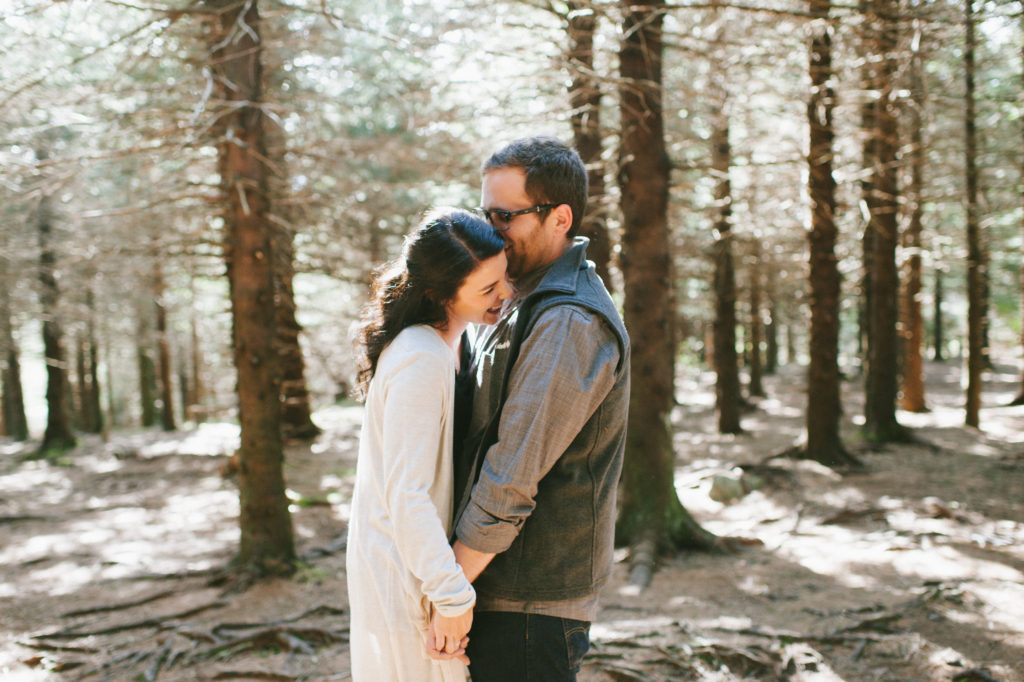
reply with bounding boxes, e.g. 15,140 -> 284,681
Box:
1,359 -> 1022,681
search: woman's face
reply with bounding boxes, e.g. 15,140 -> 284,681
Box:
447,251 -> 513,328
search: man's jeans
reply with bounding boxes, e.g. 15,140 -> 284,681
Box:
466,611 -> 591,682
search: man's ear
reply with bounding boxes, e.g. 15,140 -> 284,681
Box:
550,203 -> 573,237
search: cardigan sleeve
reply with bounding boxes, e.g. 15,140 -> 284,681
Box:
378,341 -> 476,617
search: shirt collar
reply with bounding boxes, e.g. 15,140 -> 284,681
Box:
512,237 -> 590,303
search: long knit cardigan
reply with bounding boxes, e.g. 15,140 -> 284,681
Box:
346,324 -> 475,682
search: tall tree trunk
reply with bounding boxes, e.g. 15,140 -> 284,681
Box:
36,190 -> 76,455
274,222 -> 320,441
188,266 -> 205,415
208,0 -> 294,577
747,241 -> 765,398
861,0 -> 905,443
805,0 -> 858,468
74,332 -> 85,430
262,64 -> 320,443
933,266 -> 945,361
137,303 -> 158,427
85,289 -> 104,434
616,0 -> 715,583
1012,0 -> 1024,406
711,110 -> 743,433
899,29 -> 927,413
964,0 -> 984,427
765,297 -> 779,374
0,276 -> 28,441
153,260 -> 176,432
566,0 -> 612,284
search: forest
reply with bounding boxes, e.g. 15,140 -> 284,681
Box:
1,0 -> 1022,680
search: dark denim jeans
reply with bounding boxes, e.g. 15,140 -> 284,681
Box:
467,611 -> 591,682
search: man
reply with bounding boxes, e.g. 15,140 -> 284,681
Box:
444,136 -> 630,681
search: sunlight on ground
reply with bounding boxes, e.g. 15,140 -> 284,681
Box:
136,422 -> 240,457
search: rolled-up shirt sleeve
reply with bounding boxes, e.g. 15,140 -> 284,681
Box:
456,304 -> 620,554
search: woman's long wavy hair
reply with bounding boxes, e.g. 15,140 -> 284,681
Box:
354,208 -> 506,398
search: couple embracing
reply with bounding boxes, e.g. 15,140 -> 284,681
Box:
346,136 -> 631,682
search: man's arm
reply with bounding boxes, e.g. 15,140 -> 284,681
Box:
455,306 -> 619,555
452,539 -> 496,583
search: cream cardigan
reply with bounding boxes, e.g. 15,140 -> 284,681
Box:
346,325 -> 475,682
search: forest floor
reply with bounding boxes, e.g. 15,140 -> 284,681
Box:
1,358 -> 1022,682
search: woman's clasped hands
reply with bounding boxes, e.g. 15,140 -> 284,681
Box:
425,604 -> 472,665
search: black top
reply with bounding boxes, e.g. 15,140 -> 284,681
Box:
452,331 -> 475,478
452,331 -> 475,522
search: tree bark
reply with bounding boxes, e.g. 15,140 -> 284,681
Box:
36,189 -> 76,454
273,221 -> 320,441
899,30 -> 927,413
0,282 -> 28,440
616,0 -> 715,573
711,111 -> 743,433
964,0 -> 984,427
861,0 -> 905,443
804,0 -> 858,468
566,0 -> 612,284
207,0 -> 295,577
0,251 -> 28,441
262,61 -> 320,443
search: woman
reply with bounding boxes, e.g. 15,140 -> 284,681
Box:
347,208 -> 512,682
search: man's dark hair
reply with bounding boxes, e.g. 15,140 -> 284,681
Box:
482,136 -> 588,238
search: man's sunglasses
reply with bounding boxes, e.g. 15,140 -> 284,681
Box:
476,204 -> 560,231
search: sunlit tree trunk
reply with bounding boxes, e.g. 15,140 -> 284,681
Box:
964,0 -> 984,427
805,0 -> 857,468
899,28 -> 927,413
861,0 -> 904,443
36,186 -> 76,455
566,0 -> 611,284
207,0 -> 294,577
711,110 -> 742,433
616,0 -> 715,583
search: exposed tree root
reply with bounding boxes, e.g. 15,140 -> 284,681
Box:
28,603 -> 349,681
61,588 -> 178,618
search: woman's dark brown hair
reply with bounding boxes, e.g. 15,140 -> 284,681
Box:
354,207 -> 506,397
